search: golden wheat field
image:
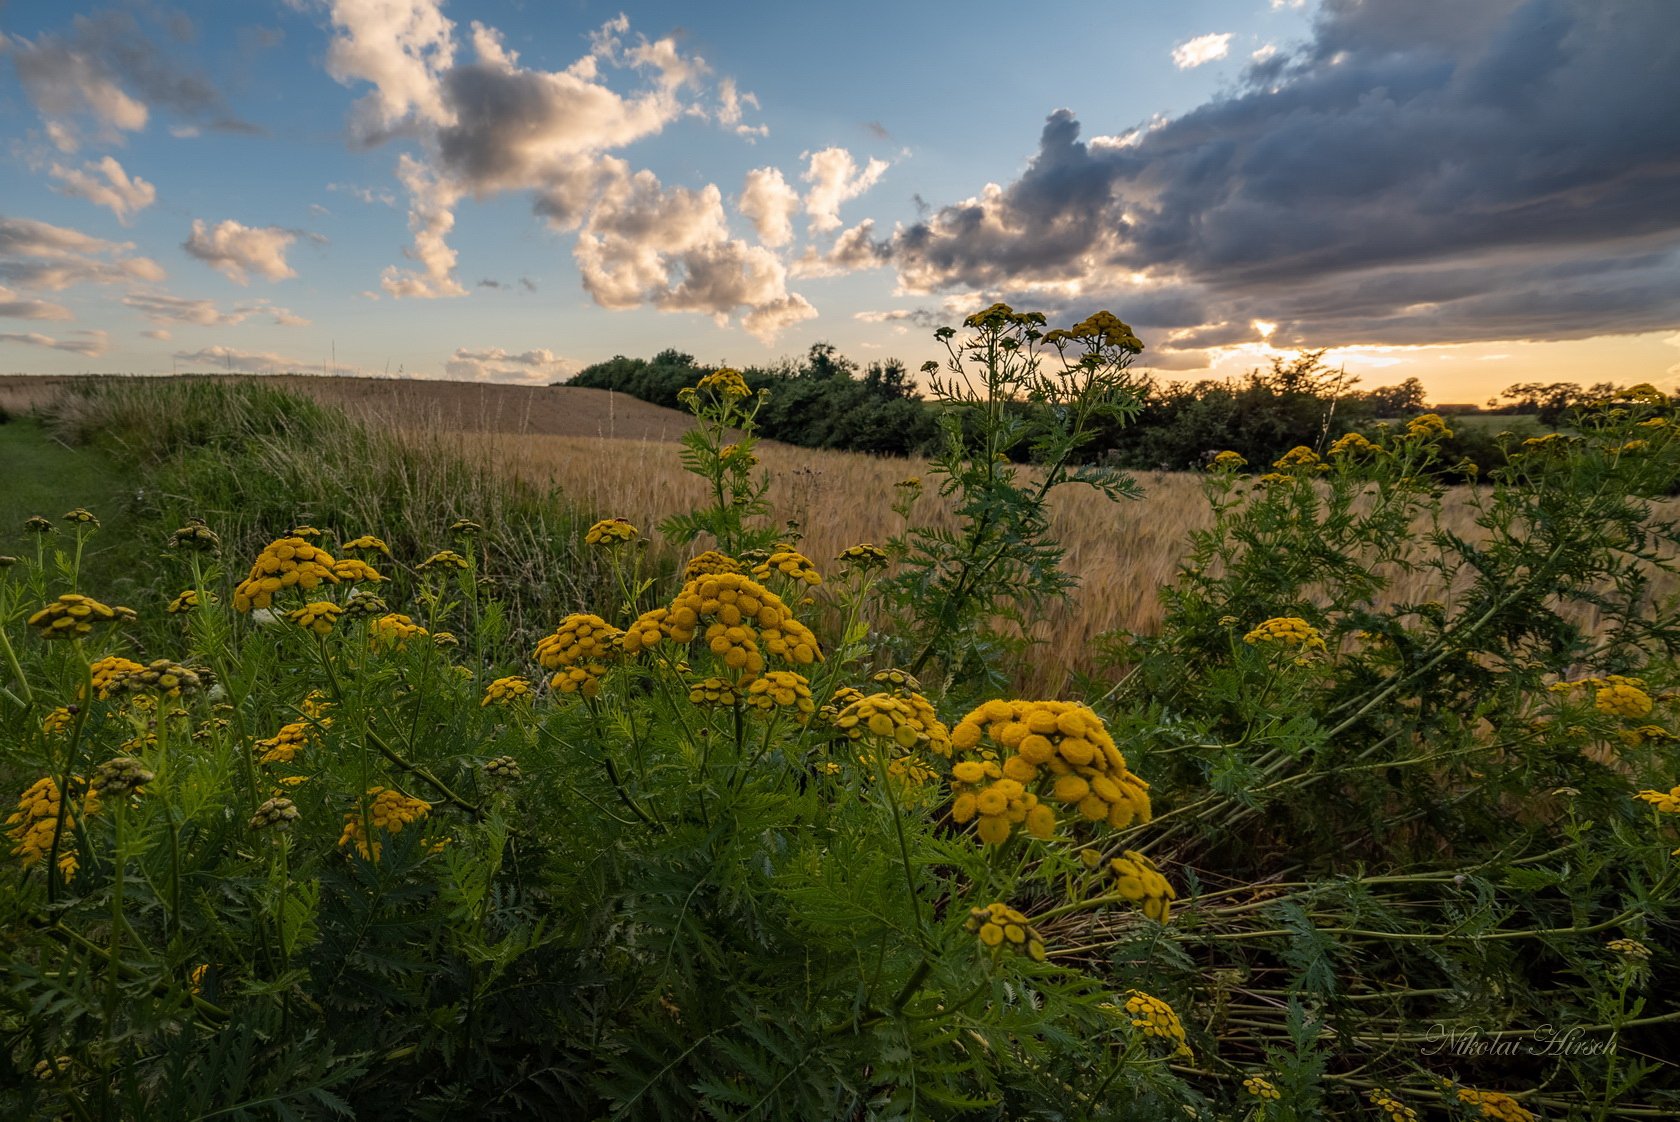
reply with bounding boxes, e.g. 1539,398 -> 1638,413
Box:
3,373 -> 1611,694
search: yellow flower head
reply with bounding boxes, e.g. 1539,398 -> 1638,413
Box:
682,550 -> 744,580
1596,678 -> 1653,719
167,518 -> 221,554
1328,432 -> 1380,457
1606,936 -> 1651,960
1272,445 -> 1323,471
234,537 -> 340,612
250,796 -> 300,830
368,612 -> 428,651
339,534 -> 393,558
331,557 -> 386,584
1121,990 -> 1191,1058
483,755 -> 521,780
621,607 -> 673,655
449,518 -> 483,537
255,717 -> 329,765
1455,1088 -> 1534,1122
548,663 -> 609,698
585,518 -> 638,546
965,902 -> 1048,961
1366,1088 -> 1417,1120
288,601 -> 343,637
664,572 -> 821,681
948,700 -> 1151,845
417,549 -> 470,573
837,543 -> 888,570
743,671 -> 817,723
482,676 -> 534,707
87,655 -> 146,699
1634,784 -> 1680,813
63,507 -> 100,528
41,706 -> 75,736
833,691 -> 951,755
6,776 -> 90,881
102,658 -> 203,698
819,685 -> 866,724
167,588 -> 217,614
1244,616 -> 1327,652
1105,849 -> 1177,923
288,525 -> 324,540
338,786 -> 431,861
688,676 -> 740,707
693,368 -> 751,400
719,443 -> 759,469
1243,1076 -> 1281,1102
27,593 -> 130,639
1406,412 -> 1454,440
1210,450 -> 1247,470
535,614 -> 624,669
752,549 -> 822,587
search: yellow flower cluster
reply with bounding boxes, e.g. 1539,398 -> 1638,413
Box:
1243,1076 -> 1281,1101
663,573 -> 820,679
338,786 -> 432,861
1272,446 -> 1323,470
64,507 -> 100,527
693,368 -> 751,399
7,777 -> 91,880
752,549 -> 822,586
819,685 -> 866,724
837,543 -> 888,570
688,676 -> 740,706
167,588 -> 215,614
234,538 -> 339,611
289,601 -> 343,636
1455,1088 -> 1534,1122
343,589 -> 389,619
1607,936 -> 1651,960
744,671 -> 817,722
88,655 -> 146,698
1367,1088 -> 1417,1120
586,518 -> 638,545
332,557 -> 386,584
250,796 -> 300,830
1596,677 -> 1654,719
289,525 -> 324,540
1406,413 -> 1454,439
481,676 -> 534,706
168,518 -> 221,553
27,593 -> 131,639
1210,450 -> 1247,470
1328,432 -> 1380,456
1121,990 -> 1191,1058
339,534 -> 392,557
450,518 -> 483,536
965,902 -> 1048,961
1105,849 -> 1176,923
369,612 -> 428,650
535,614 -> 622,696
1635,785 -> 1680,813
42,707 -> 74,736
417,549 -> 470,572
256,717 -> 329,765
103,658 -> 202,698
719,443 -> 758,469
833,692 -> 950,754
949,700 -> 1151,844
682,550 -> 744,580
1243,616 -> 1327,651
536,614 -> 623,668
25,515 -> 55,533
484,755 -> 521,780
90,756 -> 153,796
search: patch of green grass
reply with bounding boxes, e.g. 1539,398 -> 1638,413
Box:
0,416 -> 149,601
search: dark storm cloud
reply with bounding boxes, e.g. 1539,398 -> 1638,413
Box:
891,0 -> 1680,350
6,8 -> 262,136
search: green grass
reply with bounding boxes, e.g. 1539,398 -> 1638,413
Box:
0,416 -> 151,602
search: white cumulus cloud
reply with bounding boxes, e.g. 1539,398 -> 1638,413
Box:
801,147 -> 888,234
48,156 -> 157,224
1172,32 -> 1233,69
444,346 -> 573,383
183,219 -> 298,284
0,328 -> 108,357
738,167 -> 800,248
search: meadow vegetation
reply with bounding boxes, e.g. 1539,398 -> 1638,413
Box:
3,308 -> 1679,1119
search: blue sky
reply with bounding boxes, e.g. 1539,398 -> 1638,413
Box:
2,0 -> 1677,399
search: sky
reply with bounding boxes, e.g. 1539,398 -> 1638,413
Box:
1,0 -> 1677,402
